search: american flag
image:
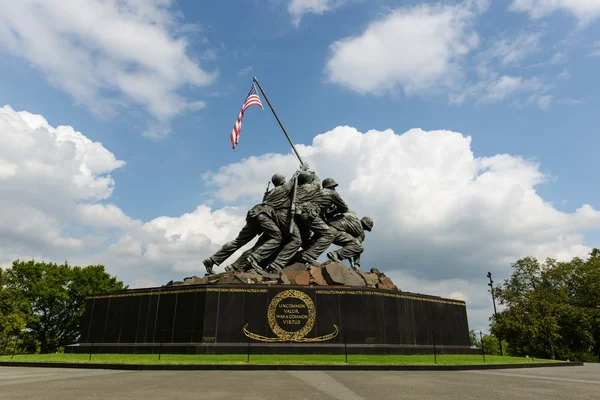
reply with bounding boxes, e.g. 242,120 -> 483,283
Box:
230,83 -> 264,149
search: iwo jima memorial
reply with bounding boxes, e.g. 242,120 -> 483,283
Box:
67,78 -> 476,355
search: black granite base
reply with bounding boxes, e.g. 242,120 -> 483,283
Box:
66,284 -> 476,355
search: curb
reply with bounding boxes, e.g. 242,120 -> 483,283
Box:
0,361 -> 583,371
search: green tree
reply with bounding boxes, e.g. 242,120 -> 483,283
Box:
555,249 -> 600,361
481,334 -> 508,356
491,249 -> 600,361
490,256 -> 568,359
468,330 -> 508,356
0,268 -> 27,354
5,260 -> 126,354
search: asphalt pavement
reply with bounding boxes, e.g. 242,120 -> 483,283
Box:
0,363 -> 598,399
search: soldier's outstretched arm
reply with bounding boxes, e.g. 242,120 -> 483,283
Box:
332,191 -> 349,213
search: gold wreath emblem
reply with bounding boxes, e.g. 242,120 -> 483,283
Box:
268,290 -> 315,341
243,289 -> 338,343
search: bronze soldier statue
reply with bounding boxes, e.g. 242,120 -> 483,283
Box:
326,212 -> 373,270
352,216 -> 373,269
202,178 -> 284,274
203,164 -> 368,274
264,166 -> 309,271
225,167 -> 305,272
295,175 -> 349,264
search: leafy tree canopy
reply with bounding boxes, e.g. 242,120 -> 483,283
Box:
490,249 -> 600,361
4,260 -> 126,354
0,268 -> 27,341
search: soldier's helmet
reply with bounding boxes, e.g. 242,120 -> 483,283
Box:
322,178 -> 338,189
298,171 -> 314,185
271,173 -> 285,186
361,217 -> 374,231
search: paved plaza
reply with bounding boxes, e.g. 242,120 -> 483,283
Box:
0,364 -> 598,399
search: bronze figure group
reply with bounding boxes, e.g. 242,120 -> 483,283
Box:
203,164 -> 373,275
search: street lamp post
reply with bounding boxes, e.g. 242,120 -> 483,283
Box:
487,272 -> 503,356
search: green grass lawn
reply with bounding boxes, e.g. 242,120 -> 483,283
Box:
0,353 -> 561,365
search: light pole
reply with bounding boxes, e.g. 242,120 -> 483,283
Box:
487,272 -> 503,356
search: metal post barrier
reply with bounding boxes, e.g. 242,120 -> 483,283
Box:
344,336 -> 348,364
432,330 -> 437,364
2,335 -> 8,355
479,331 -> 485,363
11,333 -> 20,359
247,340 -> 250,363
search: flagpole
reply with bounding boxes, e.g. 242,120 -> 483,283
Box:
252,76 -> 306,167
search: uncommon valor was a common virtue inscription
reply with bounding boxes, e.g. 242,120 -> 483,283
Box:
243,289 -> 339,342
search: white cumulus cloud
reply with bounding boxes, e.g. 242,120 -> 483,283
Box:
0,159 -> 18,180
324,0 -> 487,96
324,2 -> 572,109
0,105 -> 128,260
105,205 -> 250,275
0,0 -> 217,135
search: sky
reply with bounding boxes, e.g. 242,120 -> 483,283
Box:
1,0 -> 600,334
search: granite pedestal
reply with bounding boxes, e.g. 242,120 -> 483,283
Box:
66,284 -> 478,355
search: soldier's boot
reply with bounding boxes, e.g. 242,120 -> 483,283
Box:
247,254 -> 263,272
300,249 -> 318,265
300,255 -> 316,266
203,257 -> 216,275
267,262 -> 283,272
326,251 -> 343,264
227,258 -> 249,273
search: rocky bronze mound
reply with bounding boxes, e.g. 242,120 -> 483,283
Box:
165,261 -> 399,291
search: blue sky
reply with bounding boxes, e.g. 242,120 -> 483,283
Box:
3,0 -> 599,221
1,0 -> 600,331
